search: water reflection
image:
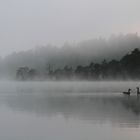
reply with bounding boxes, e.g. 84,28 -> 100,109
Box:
1,91 -> 140,127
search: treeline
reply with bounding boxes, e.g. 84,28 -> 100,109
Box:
16,48 -> 140,80
2,33 -> 140,79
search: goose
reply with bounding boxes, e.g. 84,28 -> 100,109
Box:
136,87 -> 140,95
123,89 -> 131,95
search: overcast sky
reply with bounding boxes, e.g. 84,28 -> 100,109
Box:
0,0 -> 140,56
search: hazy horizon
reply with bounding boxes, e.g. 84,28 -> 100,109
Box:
1,0 -> 140,56
0,32 -> 139,58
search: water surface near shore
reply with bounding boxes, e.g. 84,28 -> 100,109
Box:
0,81 -> 140,140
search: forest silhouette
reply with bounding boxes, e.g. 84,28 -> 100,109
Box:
16,48 -> 140,80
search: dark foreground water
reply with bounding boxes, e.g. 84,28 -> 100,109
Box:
0,81 -> 140,140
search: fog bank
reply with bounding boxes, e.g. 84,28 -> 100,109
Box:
0,33 -> 140,79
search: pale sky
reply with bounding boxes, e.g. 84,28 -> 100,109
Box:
0,0 -> 140,56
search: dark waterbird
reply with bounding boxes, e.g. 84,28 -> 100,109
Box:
123,89 -> 131,96
136,87 -> 140,95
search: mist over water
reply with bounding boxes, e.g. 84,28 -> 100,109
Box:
1,0 -> 140,139
0,81 -> 140,140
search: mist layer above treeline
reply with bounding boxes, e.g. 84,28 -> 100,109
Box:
0,33 -> 140,79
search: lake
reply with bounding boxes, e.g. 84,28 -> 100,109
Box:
0,81 -> 140,140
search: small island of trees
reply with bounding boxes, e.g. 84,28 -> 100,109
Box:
16,48 -> 140,80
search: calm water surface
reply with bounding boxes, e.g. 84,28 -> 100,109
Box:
0,81 -> 140,140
